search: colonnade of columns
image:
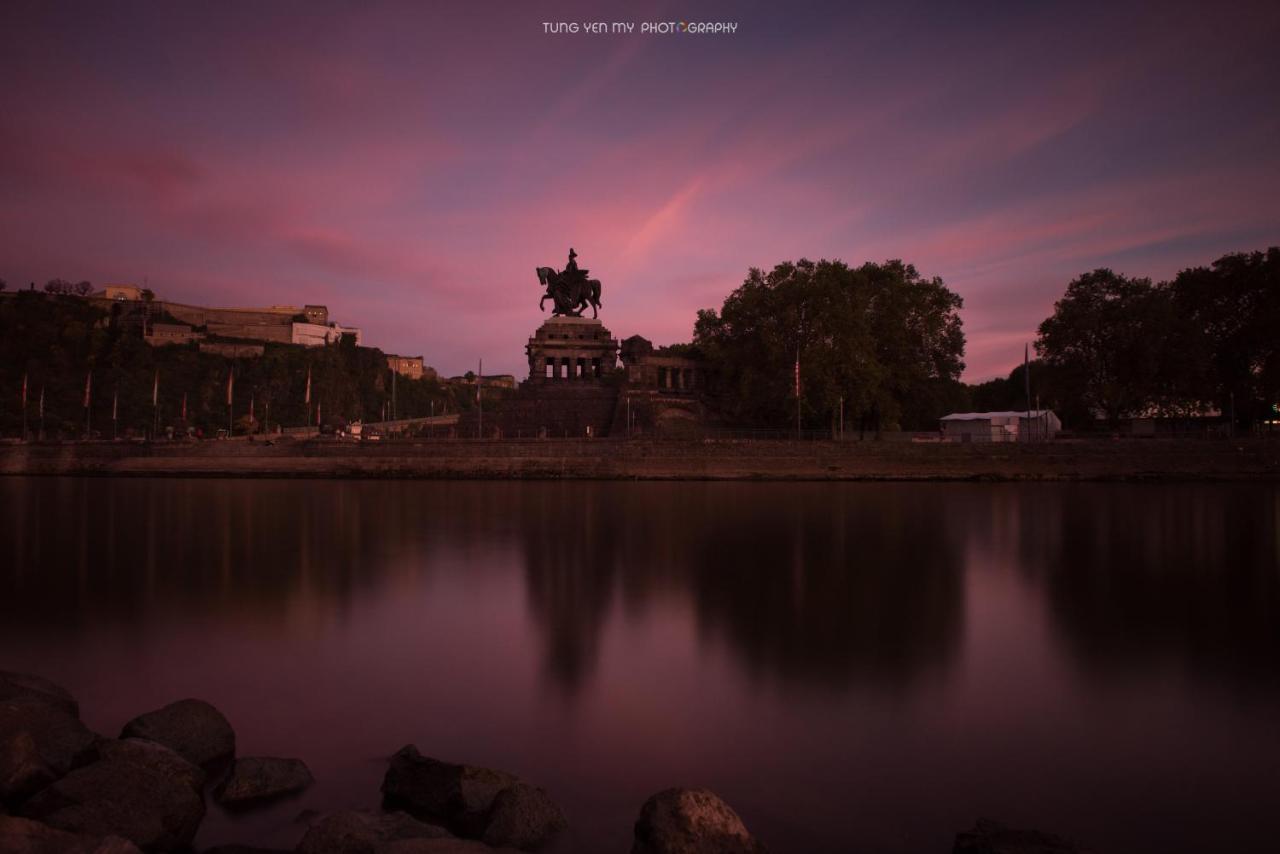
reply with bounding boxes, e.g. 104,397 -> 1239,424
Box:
544,356 -> 604,380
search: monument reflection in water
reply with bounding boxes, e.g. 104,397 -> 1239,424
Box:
2,479 -> 1278,853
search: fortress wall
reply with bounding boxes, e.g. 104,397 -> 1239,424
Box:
161,301 -> 299,328
206,322 -> 293,343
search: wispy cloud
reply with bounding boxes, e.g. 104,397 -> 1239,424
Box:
1,0 -> 1278,378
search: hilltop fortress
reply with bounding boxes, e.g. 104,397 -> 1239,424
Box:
90,283 -> 437,379
95,283 -> 361,348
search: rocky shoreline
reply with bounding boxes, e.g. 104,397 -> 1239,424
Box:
1,671 -> 1093,853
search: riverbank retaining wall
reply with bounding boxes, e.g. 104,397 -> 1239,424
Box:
0,438 -> 1276,481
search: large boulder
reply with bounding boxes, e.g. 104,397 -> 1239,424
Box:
480,782 -> 567,850
0,673 -> 80,718
214,756 -> 313,808
296,810 -> 452,854
1,730 -> 57,806
631,788 -> 767,854
0,696 -> 99,778
0,815 -> 141,854
120,699 -> 235,770
95,739 -> 205,795
381,746 -> 516,838
953,819 -> 1094,854
18,755 -> 206,851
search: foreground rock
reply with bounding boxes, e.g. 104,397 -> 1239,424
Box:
296,809 -> 452,854
0,672 -> 81,718
1,730 -> 57,806
0,696 -> 98,781
0,815 -> 141,854
18,750 -> 206,851
381,746 -> 518,838
381,840 -> 522,853
953,819 -> 1094,854
632,788 -> 767,854
214,756 -> 314,808
120,699 -> 235,769
480,782 -> 567,850
96,738 -> 206,794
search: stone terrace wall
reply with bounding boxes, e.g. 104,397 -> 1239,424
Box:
458,384 -> 618,439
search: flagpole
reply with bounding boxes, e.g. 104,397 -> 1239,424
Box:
477,358 -> 483,439
1024,343 -> 1032,444
227,367 -> 234,436
795,307 -> 803,441
84,370 -> 92,440
152,369 -> 159,440
21,372 -> 28,442
39,386 -> 45,441
795,342 -> 801,441
113,387 -> 118,441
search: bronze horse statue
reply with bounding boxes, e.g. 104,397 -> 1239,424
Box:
536,266 -> 602,319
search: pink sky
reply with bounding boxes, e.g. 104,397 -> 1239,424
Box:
2,0 -> 1278,380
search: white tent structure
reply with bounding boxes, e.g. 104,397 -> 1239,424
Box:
940,410 -> 1061,442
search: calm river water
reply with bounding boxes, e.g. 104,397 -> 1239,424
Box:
2,478 -> 1278,853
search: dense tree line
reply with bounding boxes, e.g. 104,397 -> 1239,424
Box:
692,259 -> 967,431
1035,248 -> 1278,427
0,290 -> 466,439
7,246 -> 1273,439
691,248 -> 1277,433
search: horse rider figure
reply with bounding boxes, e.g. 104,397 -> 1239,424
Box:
535,248 -> 604,318
564,248 -> 588,293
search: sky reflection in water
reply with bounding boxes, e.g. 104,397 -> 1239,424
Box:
2,479 -> 1278,853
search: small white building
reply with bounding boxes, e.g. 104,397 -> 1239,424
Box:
291,322 -> 362,347
940,410 -> 1061,442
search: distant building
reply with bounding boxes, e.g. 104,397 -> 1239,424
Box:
291,322 -> 361,347
449,374 -> 516,390
102,284 -> 146,301
620,335 -> 701,393
144,322 -> 202,346
300,305 -> 329,325
941,410 -> 1061,442
484,374 -> 516,390
87,287 -> 369,351
107,294 -> 354,347
387,354 -> 432,380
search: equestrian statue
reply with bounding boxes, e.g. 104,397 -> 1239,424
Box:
536,248 -> 603,319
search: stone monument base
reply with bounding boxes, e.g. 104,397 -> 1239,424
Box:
525,317 -> 619,384
457,318 -> 622,438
